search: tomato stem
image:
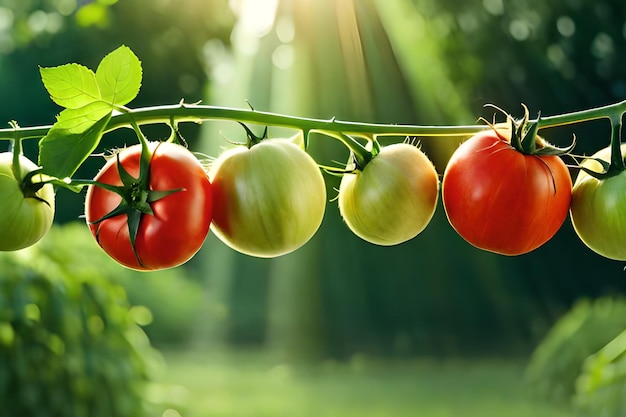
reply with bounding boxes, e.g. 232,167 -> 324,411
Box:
609,115 -> 625,174
537,100 -> 626,129
318,130 -> 372,170
8,121 -> 23,184
129,119 -> 153,176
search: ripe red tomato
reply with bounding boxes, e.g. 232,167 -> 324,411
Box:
442,129 -> 572,255
85,141 -> 213,270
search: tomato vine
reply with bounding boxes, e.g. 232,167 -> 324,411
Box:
1,45 -> 626,266
3,100 -> 626,149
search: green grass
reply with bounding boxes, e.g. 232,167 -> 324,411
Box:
149,349 -> 571,417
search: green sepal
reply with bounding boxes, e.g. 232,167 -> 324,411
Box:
520,115 -> 539,154
125,209 -> 146,268
509,116 -> 523,151
115,152 -> 138,188
78,180 -> 125,195
148,188 -> 185,203
533,138 -> 577,156
89,199 -> 131,224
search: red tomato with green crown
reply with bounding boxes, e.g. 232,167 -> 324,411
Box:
442,117 -> 572,256
85,141 -> 213,270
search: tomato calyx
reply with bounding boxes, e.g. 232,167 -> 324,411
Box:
19,168 -> 53,207
88,142 -> 184,266
319,132 -> 381,175
350,137 -> 381,170
238,122 -> 268,148
576,118 -> 626,181
7,132 -> 54,207
487,104 -> 576,157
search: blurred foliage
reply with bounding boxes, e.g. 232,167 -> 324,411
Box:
0,225 -> 158,417
575,329 -> 626,417
33,222 -> 209,347
435,0 -> 625,110
525,297 -> 626,406
158,349 -> 570,417
428,0 -> 625,155
0,0 -> 233,123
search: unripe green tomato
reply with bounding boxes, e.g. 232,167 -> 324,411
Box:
209,139 -> 326,258
338,143 -> 439,245
0,153 -> 55,251
570,144 -> 626,260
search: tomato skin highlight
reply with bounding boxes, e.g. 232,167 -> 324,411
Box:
85,142 -> 213,271
209,139 -> 326,258
0,153 -> 55,251
338,143 -> 439,246
442,129 -> 572,255
570,144 -> 626,260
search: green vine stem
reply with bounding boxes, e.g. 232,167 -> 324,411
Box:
609,115 -> 625,174
8,131 -> 23,184
537,99 -> 626,129
129,118 -> 154,172
0,99 -> 625,144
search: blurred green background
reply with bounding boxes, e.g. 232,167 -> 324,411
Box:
1,0 -> 626,416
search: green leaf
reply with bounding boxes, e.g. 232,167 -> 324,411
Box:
39,112 -> 112,178
37,46 -> 142,180
40,63 -> 101,109
96,45 -> 142,106
53,101 -> 113,133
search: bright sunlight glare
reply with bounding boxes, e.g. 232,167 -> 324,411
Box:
229,0 -> 279,38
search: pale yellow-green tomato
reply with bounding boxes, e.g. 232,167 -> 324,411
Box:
0,153 -> 55,251
570,144 -> 626,260
209,139 -> 326,258
338,143 -> 439,246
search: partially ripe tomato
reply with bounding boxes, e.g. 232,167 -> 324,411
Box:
442,129 -> 572,255
85,141 -> 213,270
209,139 -> 326,258
338,143 -> 439,245
570,144 -> 626,260
0,153 -> 55,251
